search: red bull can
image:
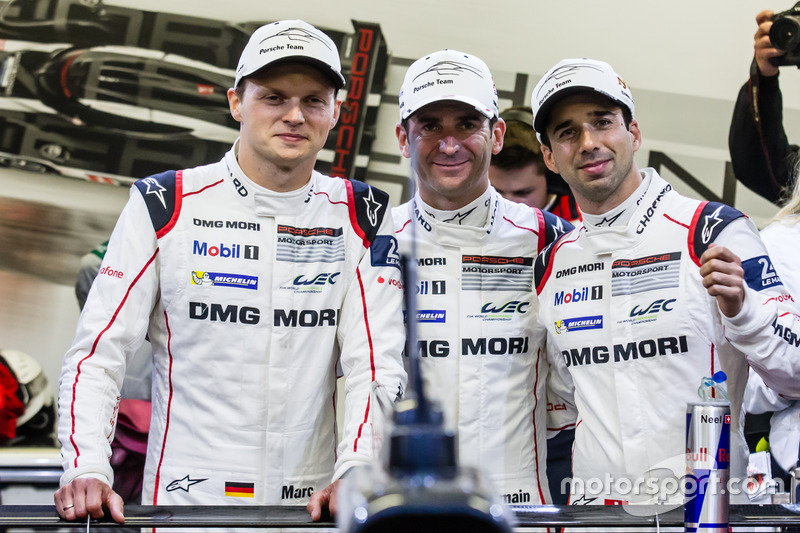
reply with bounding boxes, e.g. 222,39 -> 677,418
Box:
684,402 -> 730,533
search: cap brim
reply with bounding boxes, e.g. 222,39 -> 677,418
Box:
534,85 -> 629,134
238,56 -> 345,90
405,95 -> 494,120
533,86 -> 591,133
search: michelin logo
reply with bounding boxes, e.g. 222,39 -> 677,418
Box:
417,310 -> 446,323
554,315 -> 603,334
191,271 -> 258,290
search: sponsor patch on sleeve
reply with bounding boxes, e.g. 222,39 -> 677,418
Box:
742,255 -> 783,291
370,235 -> 401,269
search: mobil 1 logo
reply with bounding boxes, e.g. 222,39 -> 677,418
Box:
193,240 -> 260,260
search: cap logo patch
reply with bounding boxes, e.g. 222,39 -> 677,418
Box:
535,62 -> 604,100
412,60 -> 485,83
260,27 -> 332,50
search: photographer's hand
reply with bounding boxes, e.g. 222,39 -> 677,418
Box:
755,9 -> 781,76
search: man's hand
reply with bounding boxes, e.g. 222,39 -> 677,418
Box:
755,9 -> 782,77
54,478 -> 125,523
699,244 -> 746,318
307,479 -> 340,521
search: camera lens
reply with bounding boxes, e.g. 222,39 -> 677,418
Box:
770,16 -> 800,52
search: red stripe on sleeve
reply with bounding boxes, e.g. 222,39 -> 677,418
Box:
352,267 -> 376,452
535,231 -> 581,296
536,208 -> 546,252
687,201 -> 709,267
69,249 -> 159,467
344,180 -> 371,248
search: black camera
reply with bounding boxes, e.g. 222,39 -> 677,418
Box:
770,2 -> 800,66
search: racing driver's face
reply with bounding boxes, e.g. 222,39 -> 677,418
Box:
541,92 -> 641,215
396,101 -> 505,210
228,62 -> 340,188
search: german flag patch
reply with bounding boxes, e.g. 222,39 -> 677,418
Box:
225,481 -> 254,498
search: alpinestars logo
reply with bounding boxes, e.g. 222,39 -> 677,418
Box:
363,187 -> 382,227
551,217 -> 565,235
597,211 -> 624,227
142,177 -> 167,209
442,207 -> 476,225
167,475 -> 207,492
702,206 -> 724,244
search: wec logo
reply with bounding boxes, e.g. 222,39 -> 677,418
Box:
293,273 -> 339,286
630,298 -> 676,317
481,301 -> 530,314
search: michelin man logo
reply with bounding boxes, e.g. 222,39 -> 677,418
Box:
192,271 -> 214,286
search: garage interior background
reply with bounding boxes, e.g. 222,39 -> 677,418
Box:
2,0 -> 799,408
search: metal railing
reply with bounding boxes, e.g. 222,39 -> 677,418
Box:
0,504 -> 799,529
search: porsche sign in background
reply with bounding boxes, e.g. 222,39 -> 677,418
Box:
0,0 -> 387,185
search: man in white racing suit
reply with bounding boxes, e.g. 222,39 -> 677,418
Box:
392,49 -> 573,505
531,58 -> 800,511
55,19 -> 407,524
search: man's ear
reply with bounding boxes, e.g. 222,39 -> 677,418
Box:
629,119 -> 642,152
396,123 -> 410,159
542,144 -> 559,174
227,87 -> 243,123
330,98 -> 342,129
491,118 -> 506,155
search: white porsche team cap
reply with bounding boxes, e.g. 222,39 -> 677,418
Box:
399,49 -> 498,120
531,58 -> 634,135
234,19 -> 346,90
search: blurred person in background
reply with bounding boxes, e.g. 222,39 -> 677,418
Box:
489,106 -> 581,223
744,165 -> 800,506
729,7 -> 800,203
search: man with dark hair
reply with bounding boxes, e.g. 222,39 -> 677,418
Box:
532,57 -> 800,509
55,19 -> 406,523
392,49 -> 573,505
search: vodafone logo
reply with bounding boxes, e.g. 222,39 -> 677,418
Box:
377,276 -> 403,290
98,266 -> 123,279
